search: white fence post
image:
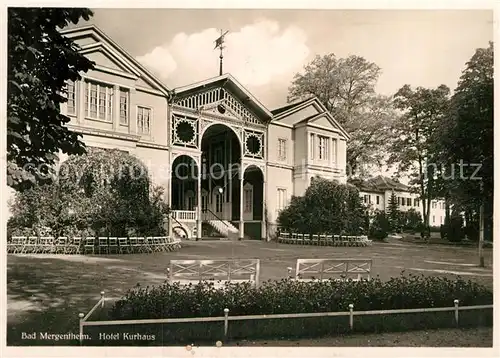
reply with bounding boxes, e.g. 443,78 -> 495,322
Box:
78,312 -> 85,345
348,304 -> 354,330
454,299 -> 459,326
224,308 -> 230,339
101,291 -> 105,308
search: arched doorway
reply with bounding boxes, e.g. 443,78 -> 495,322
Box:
170,154 -> 198,211
242,165 -> 265,239
200,123 -> 242,223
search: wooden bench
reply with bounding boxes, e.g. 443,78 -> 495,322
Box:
168,259 -> 261,288
293,258 -> 372,282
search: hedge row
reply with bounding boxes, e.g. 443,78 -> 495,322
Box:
87,273 -> 493,345
108,273 -> 492,320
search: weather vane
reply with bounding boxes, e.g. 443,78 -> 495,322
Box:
214,29 -> 229,76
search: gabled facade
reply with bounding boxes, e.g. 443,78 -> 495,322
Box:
57,25 -> 351,240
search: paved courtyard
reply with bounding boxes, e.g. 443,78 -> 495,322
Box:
6,239 -> 493,345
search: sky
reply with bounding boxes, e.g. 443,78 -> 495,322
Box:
84,9 -> 493,110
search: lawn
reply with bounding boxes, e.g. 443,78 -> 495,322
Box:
6,239 -> 493,346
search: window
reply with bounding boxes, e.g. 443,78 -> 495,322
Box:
414,198 -> 420,207
432,215 -> 435,224
137,106 -> 152,134
244,187 -> 253,213
407,198 -> 411,206
432,201 -> 437,209
278,138 -> 287,161
201,194 -> 208,211
376,195 -> 380,205
277,188 -> 287,211
213,145 -> 223,164
85,80 -> 113,121
119,89 -> 129,125
66,80 -> 76,115
397,197 -> 401,205
401,197 -> 405,206
364,195 -> 370,204
318,135 -> 329,160
215,190 -> 223,213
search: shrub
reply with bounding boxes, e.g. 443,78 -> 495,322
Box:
8,148 -> 169,238
464,221 -> 479,241
277,178 -> 367,235
102,274 -> 493,344
368,210 -> 390,240
109,274 -> 492,320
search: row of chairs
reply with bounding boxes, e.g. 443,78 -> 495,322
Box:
278,232 -> 373,247
7,236 -> 181,255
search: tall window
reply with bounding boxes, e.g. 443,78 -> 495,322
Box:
401,197 -> 405,207
137,106 -> 151,134
406,198 -> 411,206
332,139 -> 337,163
432,201 -> 437,209
244,187 -> 253,213
66,80 -> 76,115
119,89 -> 129,125
414,198 -> 420,207
277,138 -> 287,161
85,81 -> 113,121
318,135 -> 329,160
376,195 -> 380,205
277,188 -> 287,211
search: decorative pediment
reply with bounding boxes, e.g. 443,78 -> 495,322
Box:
60,25 -> 170,97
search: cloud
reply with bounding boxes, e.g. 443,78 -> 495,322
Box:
136,19 -> 310,90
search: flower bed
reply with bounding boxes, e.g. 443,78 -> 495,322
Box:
90,274 -> 493,344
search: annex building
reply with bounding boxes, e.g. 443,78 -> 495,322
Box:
58,25 -> 350,240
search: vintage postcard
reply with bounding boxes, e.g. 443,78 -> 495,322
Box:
1,1 -> 497,357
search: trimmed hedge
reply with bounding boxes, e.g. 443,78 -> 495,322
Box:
108,273 -> 492,320
84,274 -> 493,345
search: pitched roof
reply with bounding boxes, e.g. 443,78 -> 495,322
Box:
349,175 -> 410,193
173,73 -> 273,122
271,96 -> 315,116
59,24 -> 171,97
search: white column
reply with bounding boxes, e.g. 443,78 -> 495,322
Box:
196,163 -> 202,240
261,175 -> 267,240
77,80 -> 85,124
168,152 -> 173,239
239,166 -> 244,240
113,85 -> 120,131
130,88 -> 137,134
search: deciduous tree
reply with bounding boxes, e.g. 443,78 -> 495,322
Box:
7,8 -> 95,191
288,54 -> 395,173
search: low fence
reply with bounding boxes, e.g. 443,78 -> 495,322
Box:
278,232 -> 372,247
78,291 -> 492,345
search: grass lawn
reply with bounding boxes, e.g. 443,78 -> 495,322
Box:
7,239 -> 493,346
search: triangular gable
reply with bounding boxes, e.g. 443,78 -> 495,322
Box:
60,25 -> 170,96
273,97 -> 350,140
173,74 -> 273,123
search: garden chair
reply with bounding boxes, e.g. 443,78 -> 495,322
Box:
98,237 -> 109,254
143,237 -> 154,253
312,234 -> 320,246
83,237 -> 95,255
118,237 -> 129,254
108,237 -> 118,254
39,236 -> 55,253
333,235 -> 341,247
278,232 -> 287,243
152,237 -> 164,252
23,237 -> 38,253
68,237 -> 82,254
319,234 -> 327,246
137,237 -> 146,253
55,237 -> 68,254
171,236 -> 182,250
12,237 -> 26,253
129,237 -> 140,253
325,235 -> 333,246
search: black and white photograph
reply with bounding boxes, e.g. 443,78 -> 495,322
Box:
2,1 -> 496,355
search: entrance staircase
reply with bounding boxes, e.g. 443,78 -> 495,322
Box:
202,209 -> 239,239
